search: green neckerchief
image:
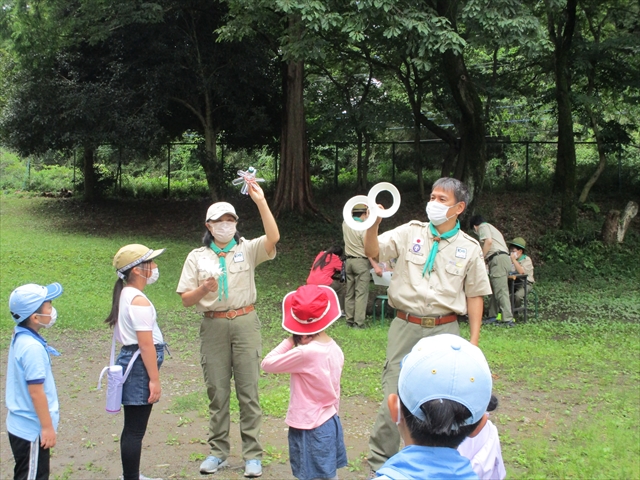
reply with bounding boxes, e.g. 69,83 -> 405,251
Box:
209,239 -> 237,301
423,221 -> 461,277
517,254 -> 527,262
353,216 -> 363,222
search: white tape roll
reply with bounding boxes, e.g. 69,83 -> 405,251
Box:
367,182 -> 401,218
343,195 -> 377,231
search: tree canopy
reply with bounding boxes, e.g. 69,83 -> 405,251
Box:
1,0 -> 638,223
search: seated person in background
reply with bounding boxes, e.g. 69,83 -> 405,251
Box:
508,237 -> 535,309
375,333 -> 492,480
458,395 -> 506,480
306,246 -> 345,309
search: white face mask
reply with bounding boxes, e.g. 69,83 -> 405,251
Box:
212,221 -> 237,244
426,201 -> 457,226
38,307 -> 57,329
147,267 -> 159,285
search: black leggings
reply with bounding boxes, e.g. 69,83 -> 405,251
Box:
121,404 -> 153,480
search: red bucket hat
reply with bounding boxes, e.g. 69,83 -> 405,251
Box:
282,285 -> 341,335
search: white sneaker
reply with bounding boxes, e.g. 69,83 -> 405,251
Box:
244,459 -> 262,477
199,456 -> 229,474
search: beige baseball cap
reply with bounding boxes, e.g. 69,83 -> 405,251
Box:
352,203 -> 368,213
113,244 -> 165,274
205,202 -> 238,222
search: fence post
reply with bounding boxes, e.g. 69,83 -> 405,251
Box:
117,149 -> 122,196
525,142 -> 530,189
73,150 -> 76,192
392,142 -> 396,183
334,143 -> 339,190
167,144 -> 171,198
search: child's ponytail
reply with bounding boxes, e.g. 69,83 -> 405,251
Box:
105,268 -> 132,327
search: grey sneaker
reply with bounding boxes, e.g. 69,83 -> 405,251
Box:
140,475 -> 163,480
199,456 -> 229,474
244,459 -> 262,477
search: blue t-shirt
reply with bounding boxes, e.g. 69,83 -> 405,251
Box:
5,326 -> 60,442
377,444 -> 479,480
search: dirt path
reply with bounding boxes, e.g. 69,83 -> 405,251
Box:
1,330 -> 377,480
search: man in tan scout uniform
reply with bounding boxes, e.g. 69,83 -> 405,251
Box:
509,237 -> 535,309
470,215 -> 514,326
364,177 -> 492,471
342,204 -> 382,328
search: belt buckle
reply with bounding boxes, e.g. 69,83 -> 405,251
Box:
226,310 -> 238,320
420,316 -> 436,328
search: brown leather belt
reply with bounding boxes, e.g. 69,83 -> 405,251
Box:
397,310 -> 458,328
204,305 -> 255,319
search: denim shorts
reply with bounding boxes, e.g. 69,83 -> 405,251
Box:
116,343 -> 166,406
288,414 -> 348,480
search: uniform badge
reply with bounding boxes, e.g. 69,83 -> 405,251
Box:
233,252 -> 245,263
412,237 -> 423,253
455,247 -> 467,259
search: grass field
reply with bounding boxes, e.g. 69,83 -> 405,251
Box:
1,195 -> 639,478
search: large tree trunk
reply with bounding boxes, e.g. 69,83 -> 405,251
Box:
548,0 -> 578,230
273,57 -> 316,215
82,146 -> 96,202
437,0 -> 487,209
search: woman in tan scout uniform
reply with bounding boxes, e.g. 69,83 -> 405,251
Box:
470,215 -> 514,326
508,237 -> 535,309
176,182 -> 279,478
362,177 -> 493,472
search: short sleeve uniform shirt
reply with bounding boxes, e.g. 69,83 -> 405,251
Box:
377,221 -> 492,316
176,235 -> 276,312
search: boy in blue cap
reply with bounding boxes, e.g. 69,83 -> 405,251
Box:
375,333 -> 492,479
6,282 -> 64,480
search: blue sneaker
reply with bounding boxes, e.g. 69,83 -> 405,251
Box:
199,456 -> 228,474
244,459 -> 262,477
482,316 -> 497,325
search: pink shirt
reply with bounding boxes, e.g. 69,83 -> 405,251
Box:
306,252 -> 343,286
261,338 -> 344,429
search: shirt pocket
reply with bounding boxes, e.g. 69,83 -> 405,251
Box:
405,253 -> 427,286
439,262 -> 465,296
227,259 -> 251,291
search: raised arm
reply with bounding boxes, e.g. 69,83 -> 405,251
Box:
248,182 -> 279,255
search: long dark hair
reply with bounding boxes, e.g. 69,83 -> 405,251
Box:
202,229 -> 242,247
104,262 -> 150,327
312,245 -> 344,271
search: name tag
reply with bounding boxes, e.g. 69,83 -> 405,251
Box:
233,252 -> 245,263
455,247 -> 467,259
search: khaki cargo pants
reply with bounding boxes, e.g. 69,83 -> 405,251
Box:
200,310 -> 262,461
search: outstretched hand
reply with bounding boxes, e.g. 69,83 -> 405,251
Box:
248,181 -> 266,203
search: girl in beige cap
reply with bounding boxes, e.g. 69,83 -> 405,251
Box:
105,243 -> 166,480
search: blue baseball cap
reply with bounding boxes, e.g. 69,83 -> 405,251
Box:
398,334 -> 492,426
9,283 -> 64,323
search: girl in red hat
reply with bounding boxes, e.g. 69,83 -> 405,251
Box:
261,285 -> 347,480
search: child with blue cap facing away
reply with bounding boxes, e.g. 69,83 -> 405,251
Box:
375,333 -> 492,480
6,282 -> 64,480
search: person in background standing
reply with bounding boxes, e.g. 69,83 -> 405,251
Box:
343,204 -> 382,328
